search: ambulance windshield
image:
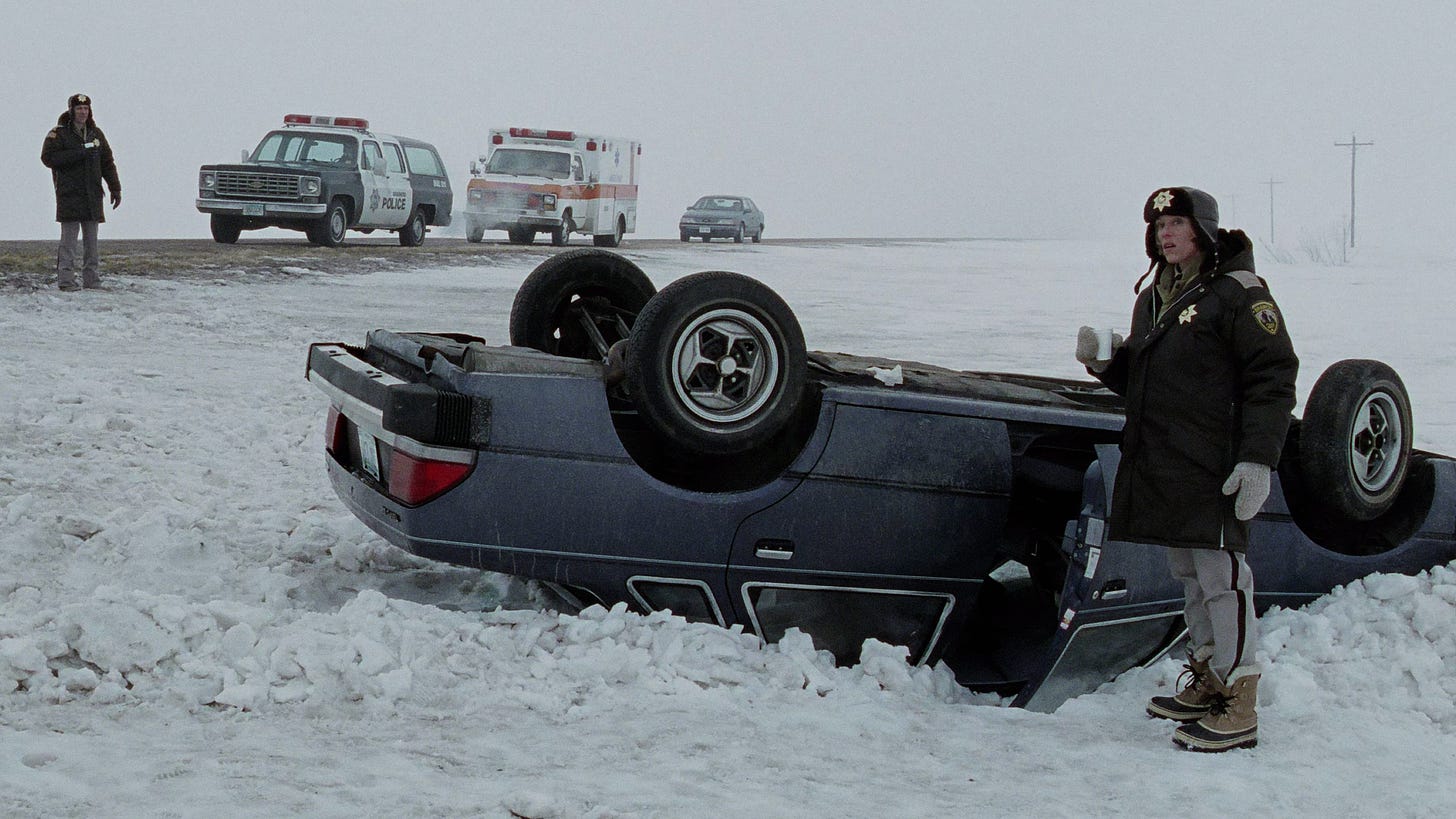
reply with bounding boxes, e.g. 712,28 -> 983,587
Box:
487,149 -> 571,179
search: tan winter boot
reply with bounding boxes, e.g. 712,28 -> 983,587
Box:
1173,666 -> 1259,752
1147,647 -> 1216,722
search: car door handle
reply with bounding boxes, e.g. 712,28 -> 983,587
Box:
755,538 -> 794,560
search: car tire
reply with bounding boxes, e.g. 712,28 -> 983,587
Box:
625,270 -> 806,456
594,215 -> 625,248
680,232 -> 690,243
467,225 -> 485,243
509,248 -> 657,360
210,214 -> 241,244
399,208 -> 427,247
1300,359 -> 1413,521
319,200 -> 348,248
753,225 -> 763,243
551,214 -> 572,247
734,224 -> 745,243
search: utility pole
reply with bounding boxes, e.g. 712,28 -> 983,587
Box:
1263,177 -> 1283,244
1334,133 -> 1373,247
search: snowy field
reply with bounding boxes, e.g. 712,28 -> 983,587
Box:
3,239 -> 1455,817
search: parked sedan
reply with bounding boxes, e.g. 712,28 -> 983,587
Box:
305,249 -> 1456,711
679,195 -> 765,243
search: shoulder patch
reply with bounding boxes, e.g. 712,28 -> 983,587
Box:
1225,269 -> 1262,289
1251,301 -> 1281,335
46,128 -> 58,139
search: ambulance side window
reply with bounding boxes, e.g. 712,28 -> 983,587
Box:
572,155 -> 584,182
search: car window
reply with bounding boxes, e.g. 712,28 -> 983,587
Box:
252,131 -> 356,166
694,197 -> 743,210
363,141 -> 385,171
403,145 -> 445,177
487,148 -> 571,179
385,143 -> 406,174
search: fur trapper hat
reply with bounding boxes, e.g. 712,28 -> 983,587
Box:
1143,186 -> 1218,261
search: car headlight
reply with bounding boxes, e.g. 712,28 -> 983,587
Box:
199,172 -> 215,190
301,177 -> 321,196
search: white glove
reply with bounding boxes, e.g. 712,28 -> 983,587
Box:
1075,326 -> 1123,372
1222,462 -> 1271,521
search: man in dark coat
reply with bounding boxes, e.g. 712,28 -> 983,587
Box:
41,93 -> 121,291
1075,187 -> 1298,752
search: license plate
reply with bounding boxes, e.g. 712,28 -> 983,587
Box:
243,203 -> 265,216
699,227 -> 711,233
357,428 -> 381,482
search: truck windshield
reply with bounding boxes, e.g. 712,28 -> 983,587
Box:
487,149 -> 571,179
251,131 -> 359,166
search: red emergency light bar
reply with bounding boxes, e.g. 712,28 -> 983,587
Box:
508,127 -> 576,141
284,114 -> 370,130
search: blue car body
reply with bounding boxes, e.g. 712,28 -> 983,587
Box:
307,312 -> 1456,712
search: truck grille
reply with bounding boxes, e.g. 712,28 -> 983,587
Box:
216,171 -> 302,200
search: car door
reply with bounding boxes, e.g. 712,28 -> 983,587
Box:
726,402 -> 1013,667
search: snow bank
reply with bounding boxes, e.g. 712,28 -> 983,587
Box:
0,586 -> 970,715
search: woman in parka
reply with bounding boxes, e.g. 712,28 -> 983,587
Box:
41,93 -> 121,291
1075,187 -> 1298,752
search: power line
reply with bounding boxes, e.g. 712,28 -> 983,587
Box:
1334,133 -> 1374,247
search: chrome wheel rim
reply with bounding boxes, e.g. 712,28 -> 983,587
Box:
1350,391 -> 1403,493
670,308 -> 779,424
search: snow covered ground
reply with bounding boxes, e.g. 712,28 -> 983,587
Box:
2,239 -> 1455,817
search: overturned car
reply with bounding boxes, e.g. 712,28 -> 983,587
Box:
306,249 -> 1456,710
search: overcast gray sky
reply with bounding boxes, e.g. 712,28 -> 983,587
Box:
5,1 -> 1453,247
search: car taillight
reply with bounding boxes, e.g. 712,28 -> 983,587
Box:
324,406 -> 346,455
387,449 -> 473,505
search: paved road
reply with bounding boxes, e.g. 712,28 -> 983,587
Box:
0,236 -> 888,290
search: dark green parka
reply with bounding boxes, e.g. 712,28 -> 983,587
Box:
1094,229 -> 1298,551
41,111 -> 120,223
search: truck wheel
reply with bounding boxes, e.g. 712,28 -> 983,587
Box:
210,215 -> 241,244
319,200 -> 348,248
466,225 -> 485,243
626,271 -> 806,456
733,223 -> 745,243
593,215 -> 625,248
398,208 -> 427,247
1300,359 -> 1413,521
509,248 -> 656,361
551,214 -> 573,247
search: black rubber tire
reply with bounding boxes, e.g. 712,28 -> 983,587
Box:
733,223 -> 745,243
507,227 -> 534,245
680,232 -> 690,243
752,225 -> 763,243
509,248 -> 656,360
398,208 -> 426,247
1300,359 -> 1413,521
551,213 -> 572,247
594,215 -> 625,248
319,200 -> 348,248
625,271 -> 806,456
210,215 -> 241,244
466,225 -> 485,243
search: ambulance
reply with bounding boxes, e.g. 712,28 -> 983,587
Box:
463,128 -> 641,247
